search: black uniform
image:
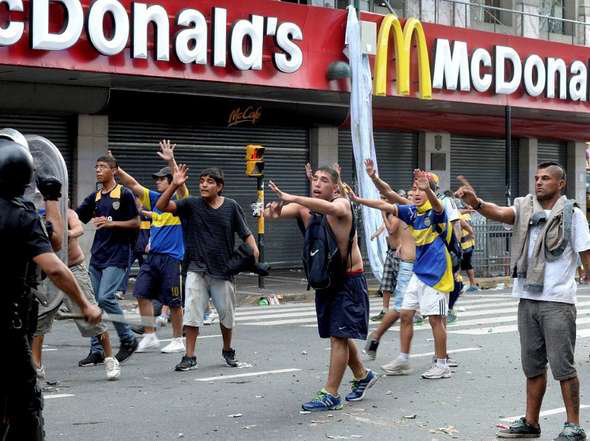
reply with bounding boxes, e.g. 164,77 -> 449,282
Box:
0,196 -> 53,441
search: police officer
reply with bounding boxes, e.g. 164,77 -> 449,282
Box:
0,140 -> 101,441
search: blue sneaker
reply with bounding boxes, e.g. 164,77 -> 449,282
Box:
345,369 -> 380,402
465,285 -> 479,293
301,389 -> 343,412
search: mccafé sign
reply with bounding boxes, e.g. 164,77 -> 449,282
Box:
374,14 -> 589,102
0,0 -> 303,73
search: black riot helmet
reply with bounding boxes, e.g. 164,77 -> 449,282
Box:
0,139 -> 34,198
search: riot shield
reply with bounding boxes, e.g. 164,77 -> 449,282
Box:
0,128 -> 29,151
25,135 -> 69,319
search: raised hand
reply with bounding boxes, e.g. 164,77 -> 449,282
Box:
268,180 -> 294,203
304,163 -> 313,181
454,175 -> 479,207
414,169 -> 430,191
364,159 -> 376,177
158,139 -> 176,162
173,164 -> 189,187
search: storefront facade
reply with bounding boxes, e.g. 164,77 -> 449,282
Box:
0,0 -> 588,265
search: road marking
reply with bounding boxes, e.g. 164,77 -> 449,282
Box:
451,315 -> 590,335
501,405 -> 590,422
411,347 -> 481,358
44,394 -> 75,400
195,368 -> 301,382
158,335 -> 220,343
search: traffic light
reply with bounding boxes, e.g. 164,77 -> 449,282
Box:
245,144 -> 265,176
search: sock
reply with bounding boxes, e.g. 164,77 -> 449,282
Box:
436,358 -> 448,368
399,352 -> 409,362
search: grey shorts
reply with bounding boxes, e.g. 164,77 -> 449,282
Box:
518,299 -> 577,381
61,263 -> 108,338
34,280 -> 58,337
184,271 -> 236,329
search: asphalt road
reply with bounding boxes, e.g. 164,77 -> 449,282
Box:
41,288 -> 590,441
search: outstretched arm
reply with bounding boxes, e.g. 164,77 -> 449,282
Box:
264,201 -> 304,220
158,139 -> 188,198
454,176 -> 515,225
365,159 -> 410,205
156,164 -> 188,213
108,151 -> 146,198
348,190 -> 398,216
268,180 -> 348,217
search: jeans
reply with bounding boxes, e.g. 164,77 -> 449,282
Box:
118,251 -> 145,294
89,265 -> 135,354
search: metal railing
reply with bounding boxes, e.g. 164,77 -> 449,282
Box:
471,214 -> 513,278
317,0 -> 590,46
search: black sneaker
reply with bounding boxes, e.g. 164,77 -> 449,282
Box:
115,338 -> 138,363
497,417 -> 541,438
131,325 -> 145,335
222,348 -> 238,367
175,355 -> 197,371
554,422 -> 587,441
78,351 -> 105,367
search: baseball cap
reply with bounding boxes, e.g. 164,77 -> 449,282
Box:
152,166 -> 172,179
429,172 -> 440,188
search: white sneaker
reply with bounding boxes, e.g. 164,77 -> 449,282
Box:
161,337 -> 185,354
156,315 -> 168,327
36,365 -> 46,380
104,357 -> 120,381
136,333 -> 160,352
381,358 -> 412,376
115,291 -> 125,300
421,364 -> 451,379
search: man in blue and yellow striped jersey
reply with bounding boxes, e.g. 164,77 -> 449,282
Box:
112,140 -> 188,355
350,169 -> 454,380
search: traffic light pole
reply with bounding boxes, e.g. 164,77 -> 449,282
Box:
257,175 -> 265,289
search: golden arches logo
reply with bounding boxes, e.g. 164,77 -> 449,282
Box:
373,15 -> 432,99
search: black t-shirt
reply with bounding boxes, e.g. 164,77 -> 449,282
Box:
0,197 -> 53,294
76,185 -> 139,269
175,196 -> 252,280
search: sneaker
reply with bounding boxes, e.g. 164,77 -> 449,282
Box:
161,337 -> 185,354
345,369 -> 380,402
136,333 -> 160,352
175,355 -> 197,371
203,315 -> 213,326
156,315 -> 168,328
432,356 -> 458,368
381,357 -> 412,376
115,338 -> 138,363
115,291 -> 125,300
421,364 -> 451,379
78,351 -> 105,367
447,310 -> 458,323
413,314 -> 424,325
301,389 -> 343,412
131,325 -> 145,335
554,422 -> 586,441
466,285 -> 480,293
496,417 -> 541,438
370,310 -> 385,322
104,357 -> 120,381
36,365 -> 46,380
364,334 -> 380,361
222,348 -> 239,367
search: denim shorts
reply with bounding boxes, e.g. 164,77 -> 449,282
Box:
393,261 -> 414,312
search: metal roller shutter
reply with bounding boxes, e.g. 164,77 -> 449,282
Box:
451,135 -> 520,205
0,113 -> 74,191
338,129 -> 418,259
538,140 -> 567,168
109,119 -> 309,268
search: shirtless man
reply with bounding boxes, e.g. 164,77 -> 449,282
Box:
371,207 -> 402,322
266,166 -> 378,412
364,192 -> 416,361
66,208 -> 120,379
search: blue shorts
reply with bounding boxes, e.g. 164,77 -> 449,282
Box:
133,254 -> 182,308
315,273 -> 369,340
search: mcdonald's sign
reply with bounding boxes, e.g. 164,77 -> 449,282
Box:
373,15 -> 432,99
